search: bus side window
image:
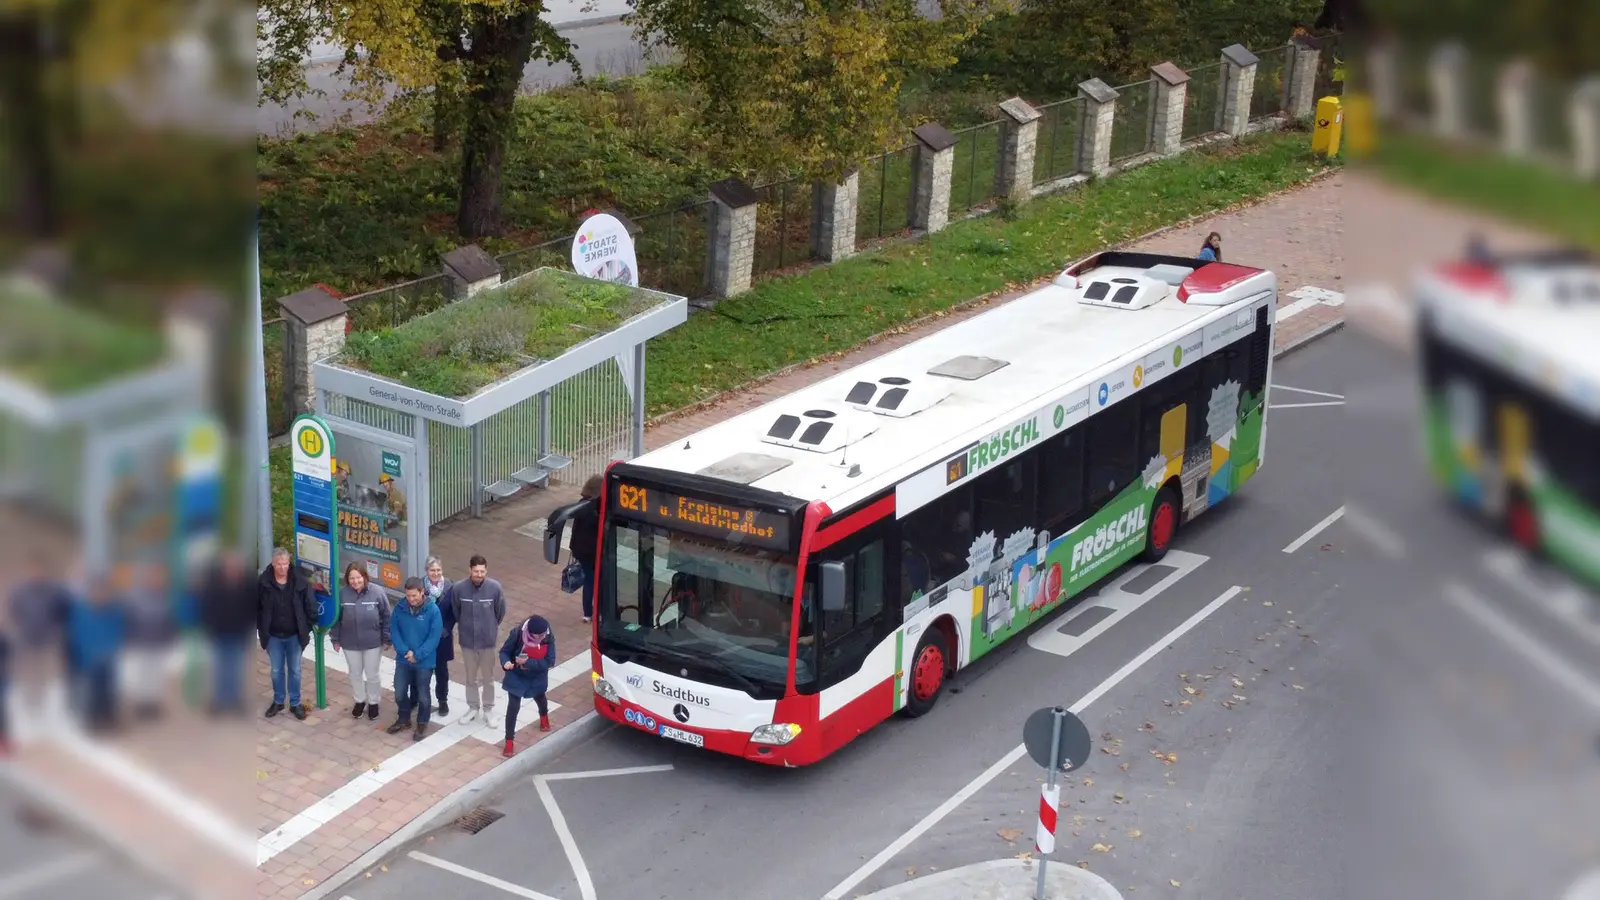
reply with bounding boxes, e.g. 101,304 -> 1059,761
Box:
1085,399 -> 1140,507
1140,368 -> 1199,464
1038,430 -> 1086,532
904,485 -> 974,587
817,536 -> 890,690
972,457 -> 1036,543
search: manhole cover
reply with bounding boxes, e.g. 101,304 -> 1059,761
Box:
454,807 -> 505,835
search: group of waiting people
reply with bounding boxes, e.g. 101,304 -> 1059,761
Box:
260,476 -> 602,756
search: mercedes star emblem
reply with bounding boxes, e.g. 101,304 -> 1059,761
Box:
673,703 -> 691,723
679,668 -> 688,677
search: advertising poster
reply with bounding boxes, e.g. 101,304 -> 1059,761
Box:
333,430 -> 410,593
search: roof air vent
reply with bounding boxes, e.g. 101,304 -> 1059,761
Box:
840,374 -> 953,418
1076,273 -> 1168,310
761,403 -> 878,454
927,355 -> 1009,381
696,452 -> 793,485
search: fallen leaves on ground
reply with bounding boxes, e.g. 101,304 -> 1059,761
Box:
1171,879 -> 1183,887
1127,829 -> 1143,838
1152,750 -> 1179,765
1092,842 -> 1113,852
998,828 -> 1023,842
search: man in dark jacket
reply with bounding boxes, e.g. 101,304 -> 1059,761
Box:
200,550 -> 256,716
257,548 -> 319,720
570,476 -> 603,624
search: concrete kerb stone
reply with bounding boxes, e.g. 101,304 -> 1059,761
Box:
857,858 -> 1123,900
645,163 -> 1344,434
0,760 -> 191,898
1276,316 -> 1345,357
302,710 -> 612,900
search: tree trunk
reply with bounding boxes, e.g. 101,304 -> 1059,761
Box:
456,10 -> 542,238
431,58 -> 459,152
0,12 -> 61,239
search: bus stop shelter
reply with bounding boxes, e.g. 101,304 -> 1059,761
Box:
305,268 -> 688,587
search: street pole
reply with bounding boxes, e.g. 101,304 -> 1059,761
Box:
247,230 -> 273,567
1035,708 -> 1065,900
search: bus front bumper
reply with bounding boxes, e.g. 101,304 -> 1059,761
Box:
593,695 -> 813,766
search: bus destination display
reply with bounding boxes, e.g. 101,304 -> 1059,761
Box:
612,482 -> 791,548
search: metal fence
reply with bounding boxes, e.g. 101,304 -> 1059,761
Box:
497,235 -> 572,282
1533,74 -> 1575,161
1110,80 -> 1154,162
949,119 -> 1003,214
631,201 -> 712,298
1184,62 -> 1226,141
1250,45 -> 1291,121
1033,97 -> 1082,185
752,177 -> 815,276
1464,55 -> 1499,139
343,273 -> 454,331
856,145 -> 916,243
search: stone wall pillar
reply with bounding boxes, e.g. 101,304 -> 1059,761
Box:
1149,62 -> 1189,156
1497,59 -> 1536,158
1571,76 -> 1600,181
1286,36 -> 1322,121
1368,40 -> 1402,123
441,244 -> 502,298
707,178 -> 759,298
909,122 -> 958,233
277,287 -> 349,416
1218,44 -> 1260,136
810,170 -> 860,262
995,97 -> 1042,204
1427,42 -> 1469,140
1075,79 -> 1118,177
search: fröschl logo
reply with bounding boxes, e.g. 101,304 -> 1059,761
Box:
1097,383 -> 1110,406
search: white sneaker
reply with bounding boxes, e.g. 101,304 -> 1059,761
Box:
463,709 -> 479,724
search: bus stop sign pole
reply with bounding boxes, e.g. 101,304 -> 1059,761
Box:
1022,706 -> 1092,900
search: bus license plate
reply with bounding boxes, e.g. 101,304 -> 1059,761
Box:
659,725 -> 704,748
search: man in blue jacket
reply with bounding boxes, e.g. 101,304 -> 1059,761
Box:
387,577 -> 442,742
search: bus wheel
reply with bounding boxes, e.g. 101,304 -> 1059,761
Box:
1507,494 -> 1540,554
903,629 -> 948,718
1143,488 -> 1180,563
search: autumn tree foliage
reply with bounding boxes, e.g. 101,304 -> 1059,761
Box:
627,0 -> 1004,182
260,0 -> 580,237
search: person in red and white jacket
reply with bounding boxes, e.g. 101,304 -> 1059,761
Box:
497,615 -> 554,757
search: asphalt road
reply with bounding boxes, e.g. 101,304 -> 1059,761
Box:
0,778 -> 181,899
338,329 -> 1600,900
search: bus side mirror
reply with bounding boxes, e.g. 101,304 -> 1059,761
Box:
820,561 -> 848,613
542,526 -> 563,565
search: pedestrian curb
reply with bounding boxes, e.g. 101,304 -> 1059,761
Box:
0,759 -> 191,898
856,857 -> 1123,899
1274,316 -> 1345,358
301,709 -> 611,900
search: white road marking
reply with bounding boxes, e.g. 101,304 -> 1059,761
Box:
1343,504 -> 1407,559
822,585 -> 1246,900
1482,549 -> 1600,646
44,724 -> 256,866
1276,286 -> 1346,324
533,765 -> 673,900
1268,400 -> 1345,409
407,852 -> 562,900
1445,582 -> 1600,713
1027,550 -> 1207,659
0,851 -> 99,898
1271,384 -> 1345,400
1282,506 -> 1345,554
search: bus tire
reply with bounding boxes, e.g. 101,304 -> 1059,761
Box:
903,628 -> 949,719
1142,486 -> 1181,563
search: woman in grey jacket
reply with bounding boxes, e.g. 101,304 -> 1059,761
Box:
331,564 -> 391,720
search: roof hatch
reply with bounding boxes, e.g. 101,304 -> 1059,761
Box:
696,452 -> 793,485
841,374 -> 953,418
927,355 -> 1009,381
760,403 -> 878,454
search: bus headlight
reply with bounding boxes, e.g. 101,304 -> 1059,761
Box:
592,673 -> 618,703
750,723 -> 802,746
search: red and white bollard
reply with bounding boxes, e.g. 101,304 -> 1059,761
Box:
1035,783 -> 1060,855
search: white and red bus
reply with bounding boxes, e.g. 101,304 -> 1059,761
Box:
545,251 -> 1277,766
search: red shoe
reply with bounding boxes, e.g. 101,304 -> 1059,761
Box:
502,739 -> 514,758
539,715 -> 551,732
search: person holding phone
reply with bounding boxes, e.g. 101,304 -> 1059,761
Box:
497,614 -> 554,758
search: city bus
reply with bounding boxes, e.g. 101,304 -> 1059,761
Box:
544,251 -> 1278,766
1414,248 -> 1600,586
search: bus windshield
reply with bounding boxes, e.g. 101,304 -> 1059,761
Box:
599,521 -> 813,696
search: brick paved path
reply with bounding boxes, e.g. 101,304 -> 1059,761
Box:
3,172 -> 1359,900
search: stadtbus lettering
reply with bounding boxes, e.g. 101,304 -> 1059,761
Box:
653,681 -> 712,707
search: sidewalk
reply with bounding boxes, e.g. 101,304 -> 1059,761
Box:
0,178 -> 1346,900
857,858 -> 1123,900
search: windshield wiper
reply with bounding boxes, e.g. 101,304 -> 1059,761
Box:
644,642 -> 765,697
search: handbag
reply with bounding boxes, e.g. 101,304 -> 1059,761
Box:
560,560 -> 585,594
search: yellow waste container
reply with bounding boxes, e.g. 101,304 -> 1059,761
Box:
1311,95 -> 1343,158
1341,92 -> 1374,158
